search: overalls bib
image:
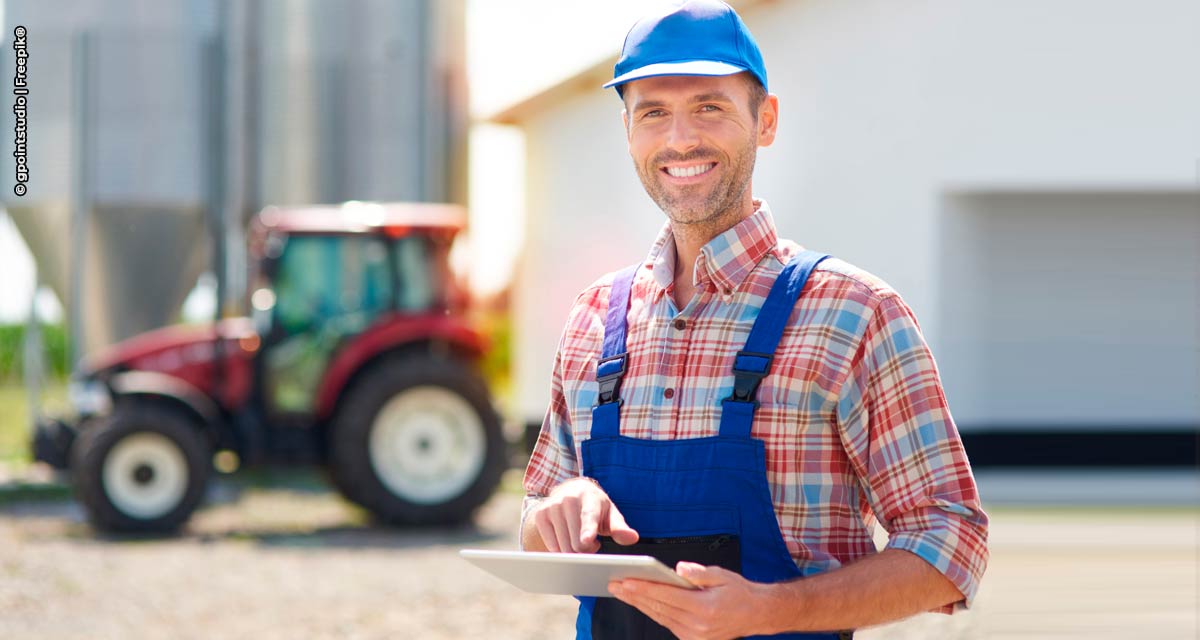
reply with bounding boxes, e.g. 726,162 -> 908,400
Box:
575,250 -> 850,640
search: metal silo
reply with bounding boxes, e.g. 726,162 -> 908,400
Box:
251,0 -> 468,207
0,0 -> 467,363
0,0 -> 220,361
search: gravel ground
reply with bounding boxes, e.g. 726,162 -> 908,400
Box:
1,468 -> 1196,639
0,469 -> 577,640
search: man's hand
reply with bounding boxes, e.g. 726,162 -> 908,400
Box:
609,548 -> 965,635
608,562 -> 770,640
525,477 -> 639,553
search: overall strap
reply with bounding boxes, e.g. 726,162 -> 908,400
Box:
591,264 -> 639,439
719,250 -> 831,438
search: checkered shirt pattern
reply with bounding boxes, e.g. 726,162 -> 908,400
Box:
522,201 -> 989,611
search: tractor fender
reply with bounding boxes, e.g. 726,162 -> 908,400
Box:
313,315 -> 487,420
107,370 -> 223,433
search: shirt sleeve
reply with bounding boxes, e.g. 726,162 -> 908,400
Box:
520,323 -> 583,549
835,293 -> 990,612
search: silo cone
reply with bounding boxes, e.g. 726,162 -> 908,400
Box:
1,2 -> 219,362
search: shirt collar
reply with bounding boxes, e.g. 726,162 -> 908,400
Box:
644,200 -> 781,294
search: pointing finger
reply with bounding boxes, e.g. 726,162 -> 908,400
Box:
605,502 -> 639,545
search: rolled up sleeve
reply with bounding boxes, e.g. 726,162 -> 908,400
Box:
520,326 -> 582,549
837,294 -> 989,611
523,346 -> 580,496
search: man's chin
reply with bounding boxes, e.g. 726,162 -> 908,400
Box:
654,193 -> 712,219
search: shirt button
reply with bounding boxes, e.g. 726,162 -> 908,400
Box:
672,318 -> 687,331
663,388 -> 675,399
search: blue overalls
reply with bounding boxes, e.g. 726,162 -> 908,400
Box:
575,251 -> 850,640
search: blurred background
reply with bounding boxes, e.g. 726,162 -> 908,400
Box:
0,0 -> 1196,638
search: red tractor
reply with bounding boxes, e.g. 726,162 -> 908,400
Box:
33,202 -> 507,533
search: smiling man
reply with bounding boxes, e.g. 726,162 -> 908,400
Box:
520,2 -> 989,639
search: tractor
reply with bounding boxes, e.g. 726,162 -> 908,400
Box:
32,201 -> 507,533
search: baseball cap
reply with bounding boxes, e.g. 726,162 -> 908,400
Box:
603,0 -> 768,96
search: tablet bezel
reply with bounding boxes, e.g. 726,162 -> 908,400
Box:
459,549 -> 698,597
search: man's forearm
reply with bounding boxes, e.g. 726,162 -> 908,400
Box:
759,548 -> 963,634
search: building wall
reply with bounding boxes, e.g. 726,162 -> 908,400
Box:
513,90 -> 662,424
514,0 -> 1200,434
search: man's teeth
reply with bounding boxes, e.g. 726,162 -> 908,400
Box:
666,163 -> 715,178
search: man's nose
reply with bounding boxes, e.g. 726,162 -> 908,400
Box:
665,115 -> 700,153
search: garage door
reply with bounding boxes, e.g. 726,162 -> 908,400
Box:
938,191 -> 1198,464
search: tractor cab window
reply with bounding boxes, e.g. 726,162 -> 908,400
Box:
264,234 -> 393,414
272,234 -> 393,335
393,234 -> 435,312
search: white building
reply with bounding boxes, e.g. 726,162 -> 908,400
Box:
494,0 -> 1200,464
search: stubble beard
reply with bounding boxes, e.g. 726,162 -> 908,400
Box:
635,137 -> 758,236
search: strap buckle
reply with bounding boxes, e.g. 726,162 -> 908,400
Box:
727,350 -> 773,404
595,353 -> 628,405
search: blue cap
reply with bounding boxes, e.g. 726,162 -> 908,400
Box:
604,1 -> 768,96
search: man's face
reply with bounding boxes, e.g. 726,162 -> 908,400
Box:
622,73 -> 777,229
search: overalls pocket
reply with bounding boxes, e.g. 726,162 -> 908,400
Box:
599,533 -> 741,574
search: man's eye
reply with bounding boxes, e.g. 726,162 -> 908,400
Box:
699,104 -> 720,112
644,109 -> 666,118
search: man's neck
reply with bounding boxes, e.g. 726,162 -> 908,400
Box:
670,198 -> 759,308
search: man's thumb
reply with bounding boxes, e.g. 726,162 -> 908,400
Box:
605,504 -> 639,545
675,562 -> 732,587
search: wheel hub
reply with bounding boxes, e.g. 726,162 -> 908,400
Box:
368,386 -> 487,505
132,463 -> 156,485
102,432 -> 189,520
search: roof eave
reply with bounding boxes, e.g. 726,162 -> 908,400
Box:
486,54 -> 619,125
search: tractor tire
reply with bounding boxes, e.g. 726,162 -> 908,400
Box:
329,354 -> 506,525
70,404 -> 211,533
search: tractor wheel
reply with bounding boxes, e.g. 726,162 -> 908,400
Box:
70,404 -> 211,533
329,354 -> 506,525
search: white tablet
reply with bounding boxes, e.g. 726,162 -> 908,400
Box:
459,549 -> 698,597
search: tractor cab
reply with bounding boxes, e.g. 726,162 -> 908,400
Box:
248,202 -> 465,425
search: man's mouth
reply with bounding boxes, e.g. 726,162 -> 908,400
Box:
662,162 -> 717,178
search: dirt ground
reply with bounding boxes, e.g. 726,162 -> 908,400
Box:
1,468 -> 1196,639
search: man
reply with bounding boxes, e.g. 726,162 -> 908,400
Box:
521,2 -> 989,639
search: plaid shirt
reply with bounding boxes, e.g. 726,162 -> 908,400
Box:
523,201 -> 989,610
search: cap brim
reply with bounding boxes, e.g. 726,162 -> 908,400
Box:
603,60 -> 747,89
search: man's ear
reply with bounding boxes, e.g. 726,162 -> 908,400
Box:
622,108 -> 632,146
757,94 -> 780,147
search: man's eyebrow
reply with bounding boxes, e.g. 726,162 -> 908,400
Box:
630,99 -> 668,112
690,92 -> 736,104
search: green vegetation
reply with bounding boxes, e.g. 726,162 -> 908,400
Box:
0,384 -> 31,465
0,323 -> 71,470
0,323 -> 71,382
0,479 -> 71,505
0,383 -> 67,469
0,382 -> 71,504
477,308 -> 513,408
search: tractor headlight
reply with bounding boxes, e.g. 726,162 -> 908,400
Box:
68,378 -> 112,416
